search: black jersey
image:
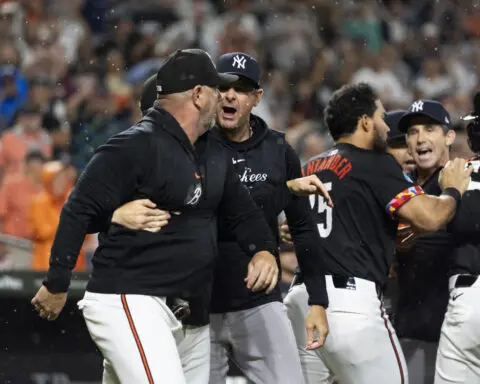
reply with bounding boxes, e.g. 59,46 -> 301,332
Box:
448,156 -> 480,276
394,168 -> 451,342
302,143 -> 423,286
210,115 -> 327,313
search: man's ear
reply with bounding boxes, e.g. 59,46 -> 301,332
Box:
192,85 -> 203,109
360,115 -> 371,133
446,129 -> 456,147
254,88 -> 264,106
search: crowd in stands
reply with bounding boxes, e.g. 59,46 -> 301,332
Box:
0,0 -> 478,287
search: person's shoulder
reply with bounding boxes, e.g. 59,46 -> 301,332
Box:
97,123 -> 154,156
265,128 -> 285,141
111,122 -> 154,141
365,151 -> 404,174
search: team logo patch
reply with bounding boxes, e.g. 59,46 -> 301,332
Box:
410,100 -> 424,112
185,182 -> 202,206
232,55 -> 246,70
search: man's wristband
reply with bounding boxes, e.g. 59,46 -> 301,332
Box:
441,187 -> 462,205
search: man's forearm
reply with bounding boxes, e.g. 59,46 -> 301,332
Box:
415,195 -> 456,233
230,208 -> 277,257
290,227 -> 328,307
398,194 -> 457,234
43,204 -> 90,292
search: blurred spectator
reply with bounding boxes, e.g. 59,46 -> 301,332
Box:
351,47 -> 411,108
0,150 -> 45,239
342,2 -> 383,53
0,42 -> 28,130
29,160 -> 85,271
104,48 -> 132,113
415,56 -> 455,99
0,103 -> 51,180
29,74 -> 66,122
69,83 -> 131,170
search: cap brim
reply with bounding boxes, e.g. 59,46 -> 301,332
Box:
216,73 -> 239,86
398,112 -> 446,133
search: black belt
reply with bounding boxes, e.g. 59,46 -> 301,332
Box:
455,275 -> 478,288
291,273 -> 383,299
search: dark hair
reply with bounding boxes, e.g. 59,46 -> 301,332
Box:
324,83 -> 378,140
25,150 -> 46,164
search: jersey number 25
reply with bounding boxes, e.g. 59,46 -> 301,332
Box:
309,182 -> 333,238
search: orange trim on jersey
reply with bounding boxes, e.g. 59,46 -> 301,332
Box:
380,302 -> 406,384
121,294 -> 154,384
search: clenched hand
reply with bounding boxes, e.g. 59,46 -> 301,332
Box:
31,285 -> 67,321
245,251 -> 279,293
279,221 -> 293,245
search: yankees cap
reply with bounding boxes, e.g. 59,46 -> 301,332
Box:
156,49 -> 238,95
217,52 -> 260,88
398,99 -> 452,133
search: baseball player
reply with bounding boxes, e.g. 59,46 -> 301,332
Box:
282,83 -> 471,384
384,110 -> 415,173
30,49 -> 282,384
393,100 -> 455,384
109,52 -> 331,384
434,93 -> 480,383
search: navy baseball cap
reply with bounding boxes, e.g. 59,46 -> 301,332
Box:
140,74 -> 157,114
398,99 -> 452,133
216,52 -> 260,88
156,49 -> 238,95
385,110 -> 406,140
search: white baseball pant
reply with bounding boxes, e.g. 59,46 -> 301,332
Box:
435,274 -> 480,384
78,291 -> 210,384
284,276 -> 408,384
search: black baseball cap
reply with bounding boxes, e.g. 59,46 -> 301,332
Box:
398,99 -> 452,133
216,52 -> 260,88
140,74 -> 157,114
156,49 -> 238,95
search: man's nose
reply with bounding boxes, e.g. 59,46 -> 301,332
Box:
223,87 -> 236,100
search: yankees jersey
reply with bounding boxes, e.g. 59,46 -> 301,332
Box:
302,143 -> 423,286
394,168 -> 450,342
448,156 -> 480,276
210,115 -> 326,313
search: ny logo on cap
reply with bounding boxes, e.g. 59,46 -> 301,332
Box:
232,55 -> 246,70
411,100 -> 424,113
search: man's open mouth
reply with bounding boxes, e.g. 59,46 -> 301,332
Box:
417,148 -> 432,158
222,106 -> 237,119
